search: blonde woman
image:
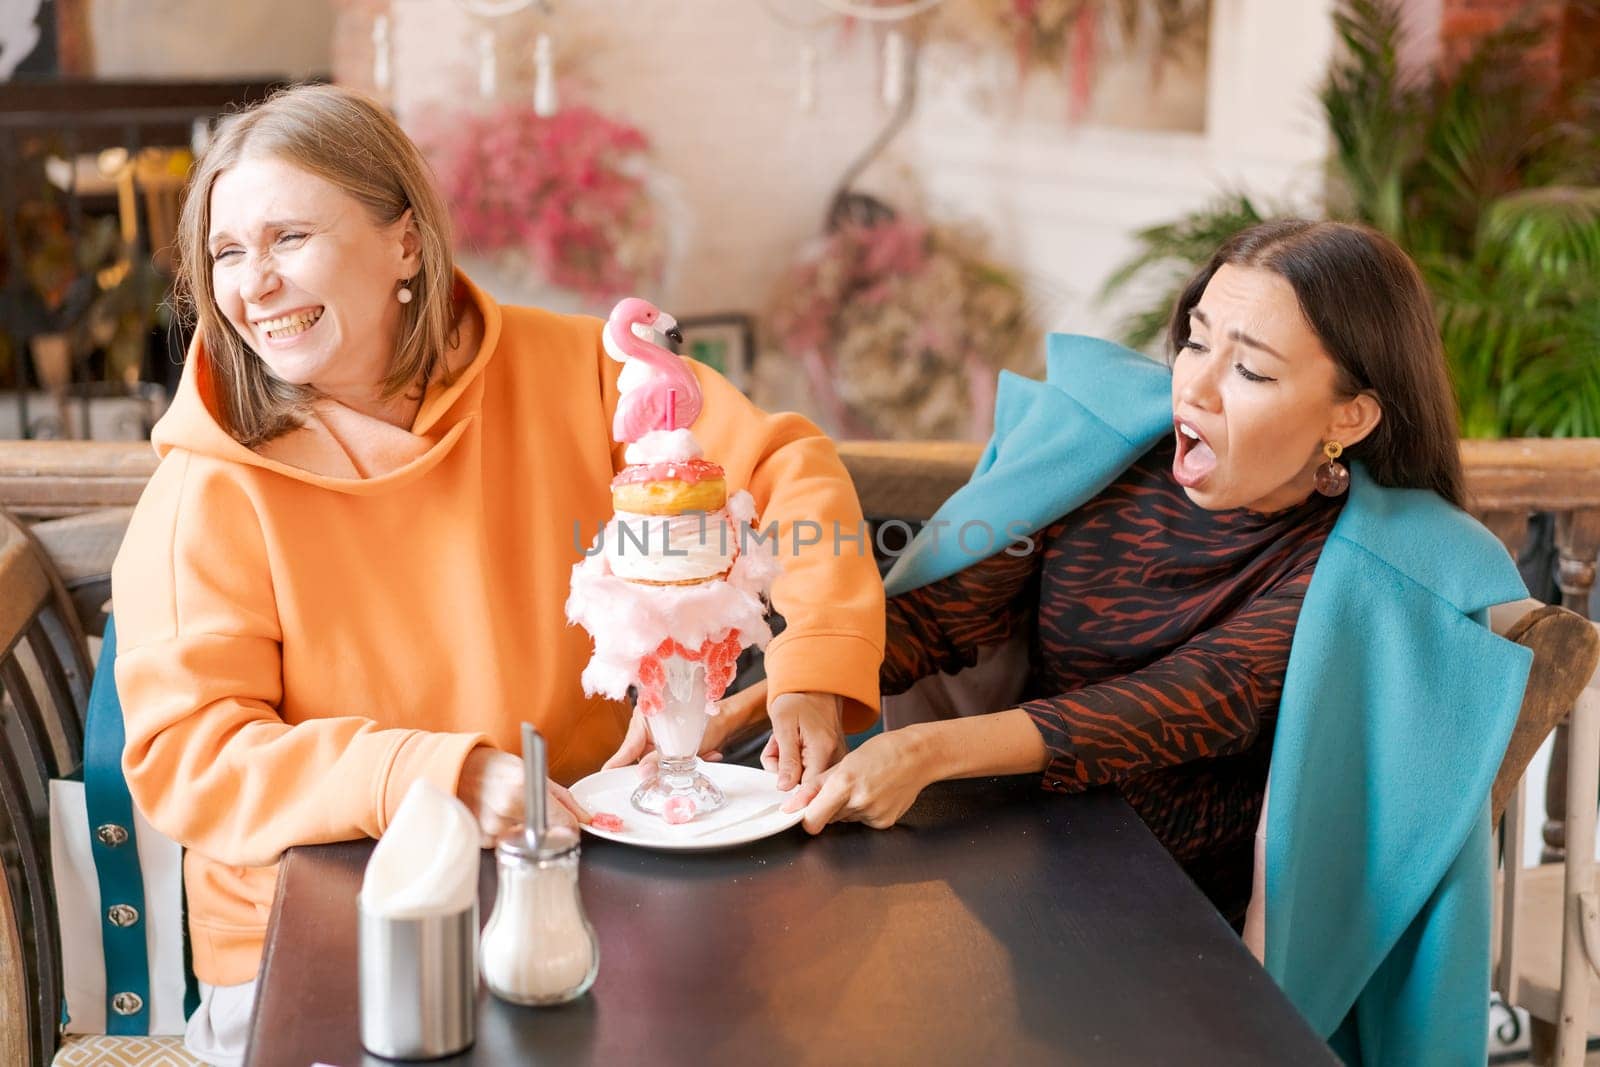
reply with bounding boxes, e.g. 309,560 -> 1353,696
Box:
112,85 -> 884,1065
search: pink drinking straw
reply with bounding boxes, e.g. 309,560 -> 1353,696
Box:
666,388 -> 677,432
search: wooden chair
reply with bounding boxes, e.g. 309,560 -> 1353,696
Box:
1492,598 -> 1600,1066
0,507 -> 196,1066
27,508 -> 134,640
0,508 -> 93,1066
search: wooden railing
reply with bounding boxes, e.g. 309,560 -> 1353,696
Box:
0,442 -> 159,520
1462,440 -> 1600,862
6,436 -> 1600,857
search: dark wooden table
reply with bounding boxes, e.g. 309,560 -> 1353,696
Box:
245,777 -> 1335,1066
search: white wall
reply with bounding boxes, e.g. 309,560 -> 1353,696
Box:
382,0 -> 889,322
80,0 -> 1346,346
902,0 -> 1337,341
361,0 -> 1339,421
59,0 -> 1347,421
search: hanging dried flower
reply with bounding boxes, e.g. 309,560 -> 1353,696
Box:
767,215 -> 1039,440
417,102 -> 665,303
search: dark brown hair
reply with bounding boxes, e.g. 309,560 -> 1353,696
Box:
174,84 -> 456,447
1167,219 -> 1465,509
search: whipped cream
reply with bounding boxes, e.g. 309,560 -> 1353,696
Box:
623,428 -> 704,466
604,509 -> 736,583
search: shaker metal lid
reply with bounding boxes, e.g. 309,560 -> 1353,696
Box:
495,823 -> 580,861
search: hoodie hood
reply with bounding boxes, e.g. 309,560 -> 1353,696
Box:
151,270 -> 502,495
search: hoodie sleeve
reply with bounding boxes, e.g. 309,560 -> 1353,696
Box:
111,452 -> 490,868
596,331 -> 887,731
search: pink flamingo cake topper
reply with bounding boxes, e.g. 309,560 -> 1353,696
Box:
604,297 -> 703,443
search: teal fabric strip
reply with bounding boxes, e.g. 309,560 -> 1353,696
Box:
83,617 -> 152,1035
883,335 -> 1172,597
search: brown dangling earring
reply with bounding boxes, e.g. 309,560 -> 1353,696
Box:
1315,440 -> 1349,497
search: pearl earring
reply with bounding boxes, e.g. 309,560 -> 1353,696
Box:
397,281 -> 413,304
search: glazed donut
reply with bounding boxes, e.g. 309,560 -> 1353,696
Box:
611,459 -> 727,515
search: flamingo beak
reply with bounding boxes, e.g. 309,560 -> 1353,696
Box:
666,326 -> 684,347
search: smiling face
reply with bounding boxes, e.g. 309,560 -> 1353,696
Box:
207,155 -> 418,404
1170,264 -> 1382,513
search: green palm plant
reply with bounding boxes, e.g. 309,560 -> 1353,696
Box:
1105,0 -> 1600,439
1318,0 -> 1426,242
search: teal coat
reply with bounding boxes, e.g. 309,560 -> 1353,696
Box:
883,334 -> 1531,1066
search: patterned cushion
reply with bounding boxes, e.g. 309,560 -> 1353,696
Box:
53,1033 -> 204,1066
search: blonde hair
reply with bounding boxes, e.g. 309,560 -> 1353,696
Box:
174,84 -> 456,447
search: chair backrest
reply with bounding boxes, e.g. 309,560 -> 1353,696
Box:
1493,600 -> 1600,1065
1235,597 -> 1595,966
1489,599 -> 1600,824
0,507 -> 95,1067
28,507 -> 134,639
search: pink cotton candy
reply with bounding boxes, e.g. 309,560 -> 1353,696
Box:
565,490 -> 780,703
662,796 -> 697,825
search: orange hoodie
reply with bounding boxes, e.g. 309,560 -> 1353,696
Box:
112,276 -> 885,985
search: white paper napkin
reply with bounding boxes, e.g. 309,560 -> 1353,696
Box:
358,780 -> 479,917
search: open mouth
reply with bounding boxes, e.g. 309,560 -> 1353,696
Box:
256,307 -> 324,342
1173,419 -> 1218,489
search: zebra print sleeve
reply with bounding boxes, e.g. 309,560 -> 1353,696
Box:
880,522 -> 1059,696
1024,565 -> 1314,794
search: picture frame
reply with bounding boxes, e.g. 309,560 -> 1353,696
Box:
674,313 -> 754,395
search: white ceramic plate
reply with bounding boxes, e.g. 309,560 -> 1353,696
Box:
570,763 -> 804,852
